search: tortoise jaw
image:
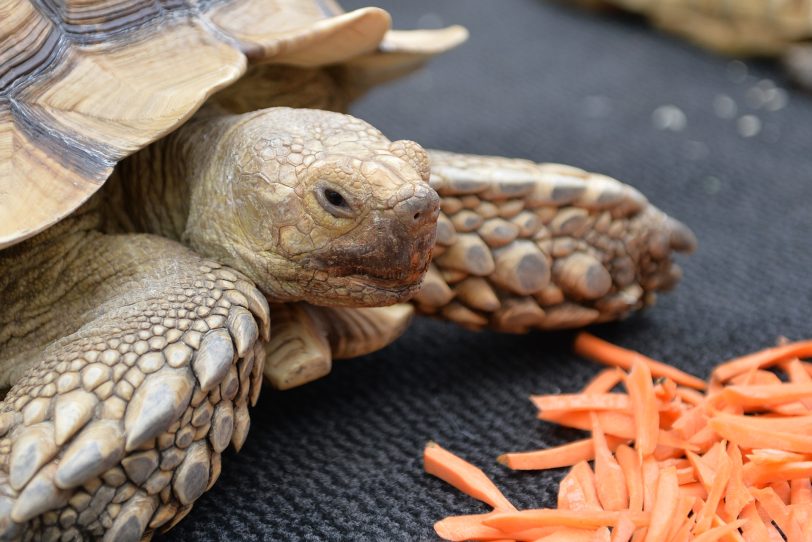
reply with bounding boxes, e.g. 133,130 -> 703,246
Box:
297,218 -> 437,306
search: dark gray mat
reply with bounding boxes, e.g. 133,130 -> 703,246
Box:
162,1 -> 812,540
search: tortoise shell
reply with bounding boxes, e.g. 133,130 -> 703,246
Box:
0,0 -> 465,249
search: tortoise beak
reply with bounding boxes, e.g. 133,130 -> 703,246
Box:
301,190 -> 440,297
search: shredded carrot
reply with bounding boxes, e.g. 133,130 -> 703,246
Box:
592,413 -> 629,511
582,368 -> 625,394
426,335 -> 812,541
482,509 -> 650,531
498,436 -> 625,471
692,519 -> 747,542
610,513 -> 636,542
574,332 -> 706,390
625,360 -> 659,457
424,442 -> 515,511
642,465 -> 678,542
530,393 -> 630,412
712,339 -> 812,383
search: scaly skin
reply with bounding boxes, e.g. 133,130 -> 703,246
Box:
0,213 -> 270,540
260,151 -> 695,387
415,151 -> 695,332
0,108 -> 438,540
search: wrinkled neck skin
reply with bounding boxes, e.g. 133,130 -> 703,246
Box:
108,105 -> 438,308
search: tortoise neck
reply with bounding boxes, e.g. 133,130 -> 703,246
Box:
105,112 -> 238,241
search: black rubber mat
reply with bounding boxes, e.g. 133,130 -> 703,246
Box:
162,1 -> 812,540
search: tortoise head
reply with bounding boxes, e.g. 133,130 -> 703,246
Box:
185,108 -> 439,307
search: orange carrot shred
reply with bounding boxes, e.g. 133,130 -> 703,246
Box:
625,360 -> 659,458
498,436 -> 625,471
610,513 -> 636,542
592,413 -> 629,511
693,445 -> 732,534
531,393 -> 631,412
426,335 -> 812,542
583,368 -> 625,394
641,466 -> 678,542
424,442 -> 516,511
615,444 -> 643,513
574,332 -> 706,390
712,339 -> 812,383
482,509 -> 651,532
691,519 -> 747,542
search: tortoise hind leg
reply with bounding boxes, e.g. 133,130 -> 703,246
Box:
412,150 -> 695,334
262,304 -> 413,389
0,233 -> 269,540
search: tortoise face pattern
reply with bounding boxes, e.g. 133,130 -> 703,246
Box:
188,108 -> 439,307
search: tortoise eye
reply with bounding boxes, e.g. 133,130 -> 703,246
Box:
324,188 -> 346,208
315,185 -> 355,218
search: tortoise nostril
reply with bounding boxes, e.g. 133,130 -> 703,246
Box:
395,189 -> 440,227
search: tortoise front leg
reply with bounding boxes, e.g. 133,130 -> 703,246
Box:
0,232 -> 268,540
412,150 -> 695,333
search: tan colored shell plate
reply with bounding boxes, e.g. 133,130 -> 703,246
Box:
0,0 -> 391,248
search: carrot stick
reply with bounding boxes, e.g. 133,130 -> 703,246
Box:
712,340 -> 812,383
671,405 -> 708,440
574,333 -> 706,390
782,359 -> 812,383
433,513 -> 556,541
746,448 -> 810,465
665,496 -> 695,542
693,445 -> 732,534
771,480 -> 791,503
791,477 -> 812,504
592,413 -> 629,511
667,519 -> 693,542
534,527 -> 609,542
433,512 -> 509,541
721,383 -> 812,409
642,466 -> 679,542
583,368 -> 626,394
482,509 -> 650,532
743,461 -> 812,486
751,486 -> 804,542
691,519 -> 746,542
558,467 -> 592,511
678,482 -> 707,500
571,460 -> 602,510
424,442 -> 516,511
610,513 -> 637,542
724,442 -> 752,520
676,387 -> 705,406
499,436 -> 626,471
708,414 -> 812,453
686,450 -> 717,489
531,393 -> 631,412
739,502 -> 772,542
616,444 -> 644,512
641,457 -> 660,512
626,360 -> 659,458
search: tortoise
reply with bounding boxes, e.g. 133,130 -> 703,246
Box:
570,0 -> 812,89
0,1 -> 696,540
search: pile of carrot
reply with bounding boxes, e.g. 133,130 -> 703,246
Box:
424,332 -> 812,541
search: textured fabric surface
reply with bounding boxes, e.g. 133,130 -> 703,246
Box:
162,1 -> 812,540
